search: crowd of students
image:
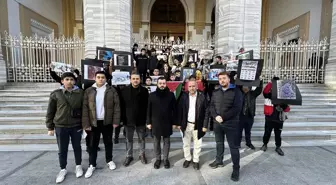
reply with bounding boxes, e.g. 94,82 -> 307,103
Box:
47,46 -> 290,184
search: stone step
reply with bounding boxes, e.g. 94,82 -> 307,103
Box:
1,114 -> 335,122
0,122 -> 336,134
1,130 -> 336,145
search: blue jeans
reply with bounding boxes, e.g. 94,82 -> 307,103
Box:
55,126 -> 83,169
214,123 -> 240,170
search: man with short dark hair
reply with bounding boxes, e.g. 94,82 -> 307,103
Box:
209,72 -> 243,182
46,72 -> 84,184
147,77 -> 177,169
120,72 -> 149,166
135,48 -> 149,83
82,71 -> 121,178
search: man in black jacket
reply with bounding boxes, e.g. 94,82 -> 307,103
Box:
147,77 -> 177,169
209,72 -> 243,182
135,48 -> 149,83
238,80 -> 263,150
46,72 -> 84,183
178,80 -> 209,170
148,49 -> 158,75
120,72 -> 149,166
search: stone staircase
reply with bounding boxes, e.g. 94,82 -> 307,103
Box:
0,83 -> 336,151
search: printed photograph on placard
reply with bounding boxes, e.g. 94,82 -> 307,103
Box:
240,60 -> 258,81
226,61 -> 238,71
145,86 -> 157,93
187,51 -> 198,63
96,47 -> 114,61
236,50 -> 253,60
199,49 -> 214,60
84,65 -> 104,80
208,68 -> 225,81
277,80 -> 297,100
51,62 -> 72,73
150,76 -> 163,85
112,71 -> 130,85
114,54 -> 131,66
181,68 -> 196,81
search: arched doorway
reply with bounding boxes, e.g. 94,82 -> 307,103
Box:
150,0 -> 186,40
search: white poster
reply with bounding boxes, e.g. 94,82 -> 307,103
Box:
51,62 -> 72,73
240,60 -> 258,81
112,71 -> 130,85
150,76 -> 163,85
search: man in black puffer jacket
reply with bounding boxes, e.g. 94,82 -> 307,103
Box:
208,71 -> 243,182
135,48 -> 149,83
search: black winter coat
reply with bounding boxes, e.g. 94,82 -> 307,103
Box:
135,54 -> 149,72
148,56 -> 158,70
178,91 -> 209,139
239,81 -> 263,117
147,88 -> 176,137
209,84 -> 243,128
121,85 -> 149,126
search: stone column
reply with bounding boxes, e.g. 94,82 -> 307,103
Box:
325,1 -> 336,89
0,46 -> 7,86
215,0 -> 262,58
83,0 -> 132,58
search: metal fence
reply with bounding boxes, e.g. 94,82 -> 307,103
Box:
0,32 -> 328,83
0,32 -> 84,82
260,38 -> 329,84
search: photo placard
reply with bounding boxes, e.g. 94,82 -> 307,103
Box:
111,71 -> 130,85
226,60 -> 238,72
145,85 -> 157,93
236,50 -> 253,60
187,51 -> 198,63
81,59 -> 105,88
207,66 -> 226,82
271,79 -> 302,105
235,59 -> 264,87
113,51 -> 133,67
51,62 -> 72,73
181,68 -> 196,81
96,46 -> 114,61
150,76 -> 164,85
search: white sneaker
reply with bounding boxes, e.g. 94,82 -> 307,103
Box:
85,165 -> 95,178
107,161 -> 116,170
75,165 -> 83,178
56,169 -> 67,184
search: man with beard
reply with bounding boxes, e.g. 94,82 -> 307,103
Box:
120,72 -> 149,166
209,72 -> 243,182
178,80 -> 209,170
147,77 -> 177,169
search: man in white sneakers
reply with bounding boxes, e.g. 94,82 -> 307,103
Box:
82,71 -> 121,178
46,72 -> 84,183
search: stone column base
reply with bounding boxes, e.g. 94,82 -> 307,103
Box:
325,61 -> 336,89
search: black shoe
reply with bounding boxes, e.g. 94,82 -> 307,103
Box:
139,154 -> 147,164
183,160 -> 191,168
154,160 -> 161,169
275,147 -> 284,156
163,160 -> 170,169
231,169 -> 240,182
123,157 -> 134,167
97,147 -> 101,151
260,144 -> 267,152
193,162 -> 200,170
114,138 -> 119,144
209,161 -> 224,169
246,143 -> 255,150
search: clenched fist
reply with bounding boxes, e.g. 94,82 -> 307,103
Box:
48,130 -> 54,136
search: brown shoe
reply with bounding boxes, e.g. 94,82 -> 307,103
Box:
139,154 -> 147,164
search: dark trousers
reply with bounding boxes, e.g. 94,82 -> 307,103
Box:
85,131 -> 91,151
114,125 -> 125,139
214,123 -> 240,170
153,136 -> 170,160
209,117 -> 214,131
140,71 -> 147,84
55,126 -> 82,169
89,121 -> 113,167
263,120 -> 284,147
238,115 -> 254,146
125,125 -> 146,157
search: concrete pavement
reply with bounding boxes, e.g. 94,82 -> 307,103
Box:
0,146 -> 336,185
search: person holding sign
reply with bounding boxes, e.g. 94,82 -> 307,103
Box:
260,77 -> 290,156
238,80 -> 263,150
208,72 -> 243,182
82,71 -> 121,178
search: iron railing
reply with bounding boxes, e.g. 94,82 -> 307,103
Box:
0,32 -> 328,83
0,31 -> 84,82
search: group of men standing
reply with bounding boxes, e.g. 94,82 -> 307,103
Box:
46,64 -> 289,184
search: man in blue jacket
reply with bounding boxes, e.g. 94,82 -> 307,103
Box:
208,71 -> 243,182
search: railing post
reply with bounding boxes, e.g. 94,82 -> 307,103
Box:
0,41 -> 7,86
